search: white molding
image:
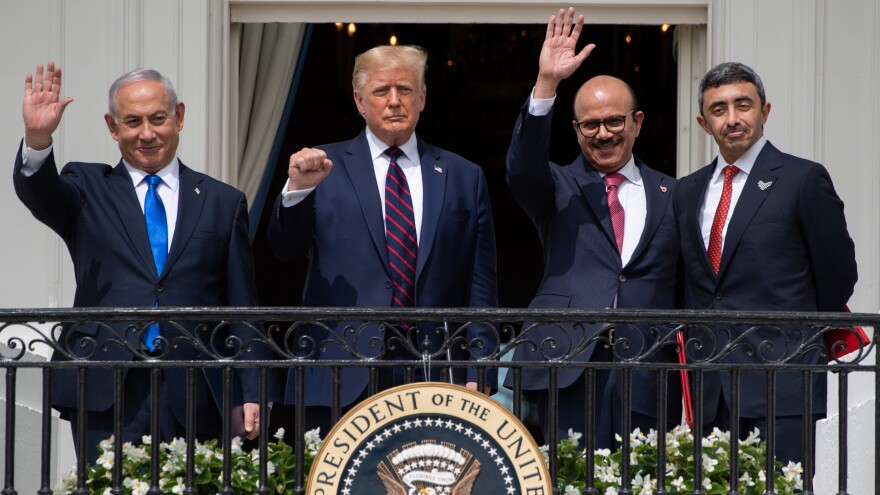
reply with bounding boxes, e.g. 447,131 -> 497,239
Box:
229,0 -> 708,24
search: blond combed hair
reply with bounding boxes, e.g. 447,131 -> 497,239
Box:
352,45 -> 428,93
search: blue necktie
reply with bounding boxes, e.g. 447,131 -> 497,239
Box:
143,174 -> 167,350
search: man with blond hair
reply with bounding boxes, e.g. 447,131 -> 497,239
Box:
268,45 -> 498,432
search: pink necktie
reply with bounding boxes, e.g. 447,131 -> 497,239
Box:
707,165 -> 740,274
604,173 -> 626,254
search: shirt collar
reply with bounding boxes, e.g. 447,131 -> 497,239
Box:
711,136 -> 767,182
365,127 -> 420,166
124,157 -> 180,192
599,155 -> 642,187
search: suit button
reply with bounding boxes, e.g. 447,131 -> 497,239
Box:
618,274 -> 626,282
715,292 -> 722,300
385,281 -> 393,289
157,284 -> 164,292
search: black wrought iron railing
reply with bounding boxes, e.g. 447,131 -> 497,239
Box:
0,308 -> 876,495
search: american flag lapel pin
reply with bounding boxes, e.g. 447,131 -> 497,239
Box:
434,163 -> 443,174
194,187 -> 201,195
757,180 -> 773,191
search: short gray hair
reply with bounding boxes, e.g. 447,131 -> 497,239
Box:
698,62 -> 766,116
108,68 -> 178,118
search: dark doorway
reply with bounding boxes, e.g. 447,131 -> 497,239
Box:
252,22 -> 678,310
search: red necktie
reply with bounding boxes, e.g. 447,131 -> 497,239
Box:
604,172 -> 626,254
707,165 -> 740,274
384,147 -> 418,311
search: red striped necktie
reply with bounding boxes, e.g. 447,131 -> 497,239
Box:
384,147 -> 418,313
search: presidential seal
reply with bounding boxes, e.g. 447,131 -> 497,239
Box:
307,382 -> 551,495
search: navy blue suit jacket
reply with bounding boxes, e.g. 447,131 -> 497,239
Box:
267,130 -> 498,407
13,143 -> 276,429
673,141 -> 857,419
504,103 -> 681,419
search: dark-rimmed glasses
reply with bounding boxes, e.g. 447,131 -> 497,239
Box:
575,110 -> 636,137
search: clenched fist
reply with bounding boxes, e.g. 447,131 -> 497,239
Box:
287,147 -> 333,191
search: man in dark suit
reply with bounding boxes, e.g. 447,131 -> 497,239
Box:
267,45 -> 498,432
15,62 -> 274,461
673,61 -> 857,464
505,8 -> 681,449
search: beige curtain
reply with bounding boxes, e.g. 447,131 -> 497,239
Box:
237,23 -> 306,210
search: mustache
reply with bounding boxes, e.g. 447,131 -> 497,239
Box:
722,125 -> 748,136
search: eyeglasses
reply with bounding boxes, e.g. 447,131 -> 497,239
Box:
575,110 -> 636,137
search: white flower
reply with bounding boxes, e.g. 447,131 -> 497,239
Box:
605,487 -> 618,495
305,427 -> 323,455
539,444 -> 550,463
782,461 -> 804,490
274,427 -> 286,440
96,451 -> 114,470
739,470 -> 755,487
567,428 -> 583,444
701,453 -> 718,472
594,448 -> 611,457
702,476 -> 712,490
758,469 -> 766,482
742,427 -> 761,445
630,451 -> 639,465
267,460 -> 276,476
141,435 -> 151,446
563,485 -> 580,495
230,436 -> 243,454
670,476 -> 685,490
98,436 -> 115,452
128,479 -> 150,495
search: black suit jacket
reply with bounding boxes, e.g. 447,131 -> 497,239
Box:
268,130 -> 498,407
504,102 -> 682,419
13,142 -> 277,429
673,141 -> 857,418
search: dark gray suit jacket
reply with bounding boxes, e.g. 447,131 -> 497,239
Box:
504,102 -> 682,419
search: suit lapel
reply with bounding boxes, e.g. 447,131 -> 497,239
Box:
684,164 -> 717,281
164,163 -> 206,278
109,162 -> 157,278
717,144 -> 780,277
629,160 -> 672,266
415,139 -> 446,281
339,132 -> 390,271
573,156 -> 618,253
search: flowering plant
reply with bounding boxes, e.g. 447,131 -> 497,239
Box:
550,425 -> 803,495
56,428 -> 321,495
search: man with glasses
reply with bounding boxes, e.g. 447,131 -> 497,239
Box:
505,8 -> 681,448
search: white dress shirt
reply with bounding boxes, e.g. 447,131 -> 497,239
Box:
280,128 -> 425,242
699,137 -> 768,250
21,142 -> 180,253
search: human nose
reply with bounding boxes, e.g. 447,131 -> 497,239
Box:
595,121 -> 614,139
139,122 -> 157,140
388,88 -> 400,107
725,105 -> 740,127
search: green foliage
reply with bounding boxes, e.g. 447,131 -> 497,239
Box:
551,425 -> 804,495
56,424 -> 804,495
56,428 -> 321,495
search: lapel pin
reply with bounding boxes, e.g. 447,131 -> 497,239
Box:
194,187 -> 201,195
757,180 -> 773,191
660,185 -> 667,193
434,164 -> 443,174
